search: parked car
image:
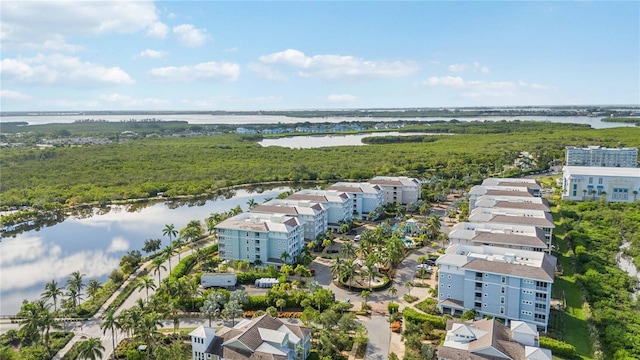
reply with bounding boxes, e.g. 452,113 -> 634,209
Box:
354,235 -> 361,241
416,264 -> 432,272
426,259 -> 437,266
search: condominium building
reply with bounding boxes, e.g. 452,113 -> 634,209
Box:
439,318 -> 552,360
482,178 -> 543,197
190,315 -> 312,360
368,176 -> 421,205
468,207 -> 555,243
251,199 -> 328,242
286,189 -> 353,229
561,166 -> 640,203
449,222 -> 549,253
437,244 -> 557,332
327,182 -> 384,219
468,186 -> 537,212
215,213 -> 304,266
473,196 -> 550,213
565,146 -> 638,167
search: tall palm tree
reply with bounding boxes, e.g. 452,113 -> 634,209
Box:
136,276 -> 157,303
201,291 -> 223,327
427,215 -> 442,240
172,238 -> 185,262
77,337 -> 105,360
66,287 -> 80,310
66,270 -> 86,302
280,251 -> 291,264
387,285 -> 398,303
163,243 -> 176,272
100,309 -> 120,360
41,279 -> 64,312
360,290 -> 371,309
247,198 -> 258,210
340,241 -> 357,260
151,257 -> 166,285
405,280 -> 414,296
162,223 -> 178,247
330,257 -> 344,280
86,279 -> 102,305
136,312 -> 161,359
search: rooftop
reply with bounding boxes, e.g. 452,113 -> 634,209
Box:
215,213 -> 301,233
562,166 -> 640,177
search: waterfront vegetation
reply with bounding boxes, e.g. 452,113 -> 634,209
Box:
553,200 -> 640,359
601,117 -> 640,125
2,122 -> 640,213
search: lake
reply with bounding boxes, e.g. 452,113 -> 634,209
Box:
0,114 -> 637,129
0,187 -> 289,315
258,132 -> 449,148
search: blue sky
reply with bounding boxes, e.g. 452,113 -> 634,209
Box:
1,1 -> 638,111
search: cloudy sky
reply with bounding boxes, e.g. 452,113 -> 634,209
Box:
1,1 -> 638,111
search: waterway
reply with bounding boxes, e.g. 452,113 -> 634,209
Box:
617,241 -> 640,299
1,114 -> 637,129
0,187 -> 289,315
258,131 -> 448,148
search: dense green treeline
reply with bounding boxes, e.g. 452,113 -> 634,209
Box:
1,123 -> 639,210
556,201 -> 640,359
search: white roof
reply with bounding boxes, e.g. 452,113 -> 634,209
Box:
563,166 -> 640,177
189,325 -> 217,339
511,321 -> 538,336
525,346 -> 553,360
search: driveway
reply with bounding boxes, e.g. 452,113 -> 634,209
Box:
362,315 -> 391,360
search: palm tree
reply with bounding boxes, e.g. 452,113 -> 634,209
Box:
86,279 -> 102,305
201,290 -> 224,327
330,257 -> 344,280
387,285 -> 398,303
66,270 -> 86,302
247,198 -> 258,210
100,309 -> 120,360
136,276 -> 156,303
181,220 -> 204,244
405,280 -> 414,296
151,257 -> 166,285
360,290 -> 371,310
172,238 -> 185,261
280,251 -> 291,264
66,287 -> 81,310
77,338 -> 105,360
427,215 -> 442,240
136,312 -> 162,359
342,259 -> 358,288
41,279 -> 64,312
163,243 -> 176,272
162,223 -> 178,247
438,233 -> 449,250
222,300 -> 243,327
340,241 -> 357,260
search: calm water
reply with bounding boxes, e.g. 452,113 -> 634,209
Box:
0,187 -> 289,315
0,114 -> 637,129
258,132 -> 449,148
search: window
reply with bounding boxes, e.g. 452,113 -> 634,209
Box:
501,286 -> 506,294
522,300 -> 533,305
534,313 -> 546,321
501,276 -> 506,284
500,296 -> 505,304
521,310 -> 532,315
598,177 -> 603,185
523,279 -> 534,284
523,289 -> 533,295
499,306 -> 505,314
589,177 -> 593,184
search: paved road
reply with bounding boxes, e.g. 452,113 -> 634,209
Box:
362,316 -> 391,360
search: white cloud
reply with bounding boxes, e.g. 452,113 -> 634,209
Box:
248,63 -> 287,81
0,89 -> 32,100
173,24 -> 208,48
146,21 -> 169,38
448,62 -> 490,74
224,47 -> 239,53
134,49 -> 168,59
259,49 -> 419,80
424,76 -> 547,98
0,54 -> 134,85
148,62 -> 240,82
327,94 -> 357,103
106,237 -> 130,253
97,93 -> 169,108
448,64 -> 467,73
1,1 -> 164,51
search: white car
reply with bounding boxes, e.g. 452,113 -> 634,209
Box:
416,264 -> 432,272
354,235 -> 361,241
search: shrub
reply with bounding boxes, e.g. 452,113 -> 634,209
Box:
388,302 -> 400,314
415,298 -> 439,315
403,308 -> 446,329
539,337 -> 579,359
246,295 -> 268,310
403,294 -> 418,303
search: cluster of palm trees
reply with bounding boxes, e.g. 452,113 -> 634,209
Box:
41,271 -> 102,315
100,300 -> 162,360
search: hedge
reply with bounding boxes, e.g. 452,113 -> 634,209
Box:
236,272 -> 278,284
403,308 -> 447,329
539,337 -> 579,359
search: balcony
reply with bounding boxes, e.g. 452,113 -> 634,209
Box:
536,286 -> 547,292
475,286 -> 483,292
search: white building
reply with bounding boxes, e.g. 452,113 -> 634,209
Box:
482,178 -> 543,197
438,318 -> 552,360
190,315 -> 312,360
474,196 -> 550,213
468,186 -> 537,212
251,199 -> 328,242
287,189 -> 353,229
449,222 -> 549,253
468,207 -> 555,243
327,182 -> 384,219
437,244 -> 557,332
565,146 -> 638,167
368,176 -> 421,205
215,213 -> 304,266
561,166 -> 640,202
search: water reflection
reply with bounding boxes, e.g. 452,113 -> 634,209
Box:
0,187 -> 289,314
258,132 -> 442,149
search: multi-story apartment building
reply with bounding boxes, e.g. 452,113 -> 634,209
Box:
468,207 -> 555,244
437,244 -> 556,332
215,213 -> 304,266
561,166 -> 640,203
473,195 -> 550,213
439,318 -> 552,360
482,178 -> 543,197
468,186 -> 537,211
449,222 -> 549,253
286,189 -> 353,229
368,176 -> 421,205
565,146 -> 638,167
327,182 -> 384,219
251,199 -> 328,242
